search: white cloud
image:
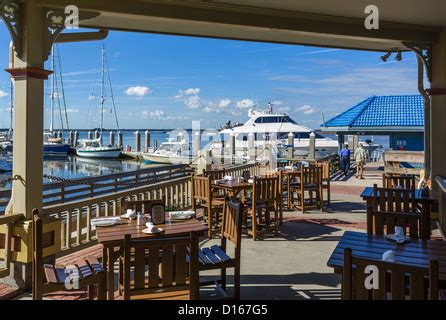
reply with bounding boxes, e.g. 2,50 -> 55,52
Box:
141,110 -> 189,121
88,95 -> 96,100
298,105 -> 317,115
125,86 -> 151,97
184,95 -> 202,109
0,90 -> 8,98
142,110 -> 166,120
277,106 -> 290,113
218,98 -> 231,108
181,88 -> 200,95
66,108 -> 79,113
236,99 -> 255,109
271,100 -> 283,106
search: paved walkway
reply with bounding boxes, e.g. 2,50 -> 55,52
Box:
331,162 -> 383,196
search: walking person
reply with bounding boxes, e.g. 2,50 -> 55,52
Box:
354,143 -> 368,179
339,144 -> 351,176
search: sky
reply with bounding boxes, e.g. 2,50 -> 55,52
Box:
0,23 -> 422,130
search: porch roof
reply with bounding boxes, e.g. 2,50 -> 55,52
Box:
320,95 -> 424,133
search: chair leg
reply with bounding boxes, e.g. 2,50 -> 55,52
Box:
221,267 -> 227,291
207,207 -> 213,238
118,258 -> 123,296
234,264 -> 241,300
252,209 -> 257,241
97,272 -> 106,300
88,284 -> 95,300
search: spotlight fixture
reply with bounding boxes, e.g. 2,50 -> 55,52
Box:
381,51 -> 392,62
395,51 -> 402,61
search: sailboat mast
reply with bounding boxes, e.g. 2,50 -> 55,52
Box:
100,45 -> 105,139
9,79 -> 13,137
50,45 -> 55,133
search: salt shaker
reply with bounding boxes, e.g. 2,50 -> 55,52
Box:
136,212 -> 145,226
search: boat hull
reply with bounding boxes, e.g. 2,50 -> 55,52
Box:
76,148 -> 122,159
142,153 -> 191,164
4,143 -> 71,156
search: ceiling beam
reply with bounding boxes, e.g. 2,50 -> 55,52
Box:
37,0 -> 439,47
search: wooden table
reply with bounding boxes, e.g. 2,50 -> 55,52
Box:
361,187 -> 438,239
96,215 -> 208,300
211,180 -> 253,198
327,231 -> 446,287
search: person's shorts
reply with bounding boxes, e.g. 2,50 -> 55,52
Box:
356,160 -> 365,167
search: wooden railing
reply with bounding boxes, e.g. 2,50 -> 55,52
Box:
0,213 -> 23,278
39,162 -> 261,253
0,164 -> 189,214
224,162 -> 261,177
384,150 -> 424,175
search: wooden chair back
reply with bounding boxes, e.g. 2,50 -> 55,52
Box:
317,162 -> 330,181
221,198 -> 243,249
122,232 -> 199,300
371,184 -> 416,213
191,175 -> 211,208
203,168 -> 225,180
300,166 -> 323,188
382,174 -> 417,190
343,247 -> 439,300
369,184 -> 423,238
252,176 -> 279,207
120,198 -> 165,215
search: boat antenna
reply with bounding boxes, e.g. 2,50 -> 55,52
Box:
321,112 -> 326,126
50,45 -> 55,133
268,102 -> 273,114
56,44 -> 70,131
100,44 -> 105,140
103,46 -> 120,132
9,78 -> 13,138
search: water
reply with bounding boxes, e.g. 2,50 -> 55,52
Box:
0,130 -> 390,191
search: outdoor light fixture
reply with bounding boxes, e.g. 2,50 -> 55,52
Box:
381,51 -> 392,62
395,51 -> 402,61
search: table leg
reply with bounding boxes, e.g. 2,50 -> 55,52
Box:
366,199 -> 373,235
107,247 -> 115,300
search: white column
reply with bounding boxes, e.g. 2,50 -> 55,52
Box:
134,130 -> 141,152
287,132 -> 294,159
193,131 -> 201,157
309,132 -> 316,159
109,131 -> 115,146
248,132 -> 255,162
144,130 -> 150,152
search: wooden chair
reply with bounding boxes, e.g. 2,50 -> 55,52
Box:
198,198 -> 243,299
32,209 -> 105,300
290,166 -> 323,213
191,174 -> 224,238
120,232 -> 199,300
120,197 -> 165,215
382,174 -> 417,190
343,247 -> 439,300
318,162 -> 331,207
245,176 -> 280,240
368,184 -> 429,239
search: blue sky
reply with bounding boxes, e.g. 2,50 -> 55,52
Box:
0,24 -> 421,130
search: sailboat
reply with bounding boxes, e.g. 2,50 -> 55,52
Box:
43,45 -> 71,156
76,45 -> 121,159
5,46 -> 71,155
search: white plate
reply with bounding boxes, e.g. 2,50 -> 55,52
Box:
386,234 -> 410,243
92,220 -> 120,227
142,227 -> 163,234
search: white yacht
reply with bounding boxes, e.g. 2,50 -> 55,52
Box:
212,108 -> 377,159
143,137 -> 192,164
